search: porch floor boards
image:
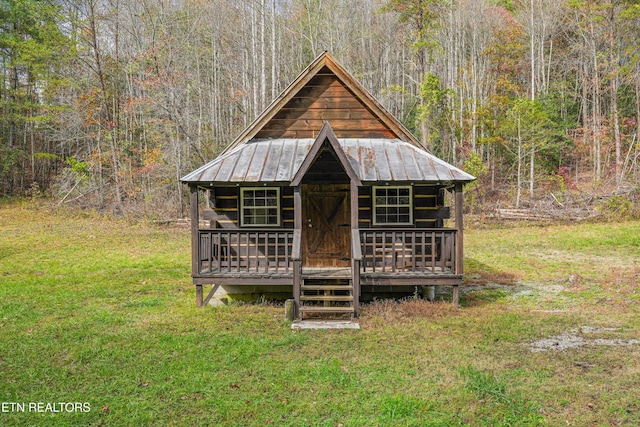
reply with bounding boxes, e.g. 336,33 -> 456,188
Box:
301,267 -> 351,279
196,266 -> 353,279
196,266 -> 458,279
196,269 -> 293,279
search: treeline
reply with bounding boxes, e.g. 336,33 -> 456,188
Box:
1,0 -> 639,217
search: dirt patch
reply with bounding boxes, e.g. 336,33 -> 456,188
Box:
528,326 -> 640,352
360,298 -> 458,323
461,280 -> 569,306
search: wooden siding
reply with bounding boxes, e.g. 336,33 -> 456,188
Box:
207,186 -> 294,229
254,68 -> 396,140
357,184 -> 449,228
414,184 -> 448,228
210,183 -> 447,230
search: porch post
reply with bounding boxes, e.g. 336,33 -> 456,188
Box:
350,181 -> 360,317
190,184 -> 202,307
454,183 -> 464,308
293,186 -> 302,318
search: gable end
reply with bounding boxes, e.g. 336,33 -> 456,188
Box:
255,67 -> 395,140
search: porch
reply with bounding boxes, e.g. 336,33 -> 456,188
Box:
192,228 -> 462,313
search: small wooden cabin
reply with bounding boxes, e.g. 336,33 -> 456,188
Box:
181,52 -> 474,318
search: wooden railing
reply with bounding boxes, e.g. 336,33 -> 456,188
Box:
197,228 -> 456,276
292,229 -> 302,318
198,229 -> 294,275
359,228 -> 457,273
351,229 -> 362,315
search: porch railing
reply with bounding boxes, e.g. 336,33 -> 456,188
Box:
198,229 -> 294,275
359,228 -> 457,274
197,228 -> 456,276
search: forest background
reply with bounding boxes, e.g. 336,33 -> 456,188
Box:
1,0 -> 640,219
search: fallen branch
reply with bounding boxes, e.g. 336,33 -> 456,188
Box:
60,184 -> 104,204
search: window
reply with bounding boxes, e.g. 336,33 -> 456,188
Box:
240,188 -> 280,226
373,186 -> 412,225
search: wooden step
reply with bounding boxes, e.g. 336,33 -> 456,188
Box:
299,306 -> 355,314
302,275 -> 352,280
300,285 -> 352,291
300,295 -> 354,302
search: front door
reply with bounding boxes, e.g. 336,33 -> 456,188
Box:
302,184 -> 351,268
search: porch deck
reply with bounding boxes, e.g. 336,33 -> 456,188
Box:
194,228 -> 461,285
195,266 -> 458,280
196,267 -> 351,279
192,227 -> 463,310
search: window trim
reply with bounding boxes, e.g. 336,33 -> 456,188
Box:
372,185 -> 413,226
240,187 -> 281,227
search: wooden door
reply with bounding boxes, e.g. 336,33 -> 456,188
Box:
302,184 -> 351,267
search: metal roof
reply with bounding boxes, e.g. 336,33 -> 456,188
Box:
181,138 -> 475,184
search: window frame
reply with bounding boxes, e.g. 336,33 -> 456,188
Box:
372,185 -> 413,226
240,187 -> 281,227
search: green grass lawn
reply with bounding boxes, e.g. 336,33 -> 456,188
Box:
1,200 -> 639,426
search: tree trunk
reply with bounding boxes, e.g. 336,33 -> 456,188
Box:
516,116 -> 522,208
530,0 -> 536,101
271,0 -> 277,99
87,0 -> 122,207
529,149 -> 535,197
591,27 -> 601,183
609,2 -> 621,185
260,0 -> 266,110
636,75 -> 640,165
612,73 -> 621,185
